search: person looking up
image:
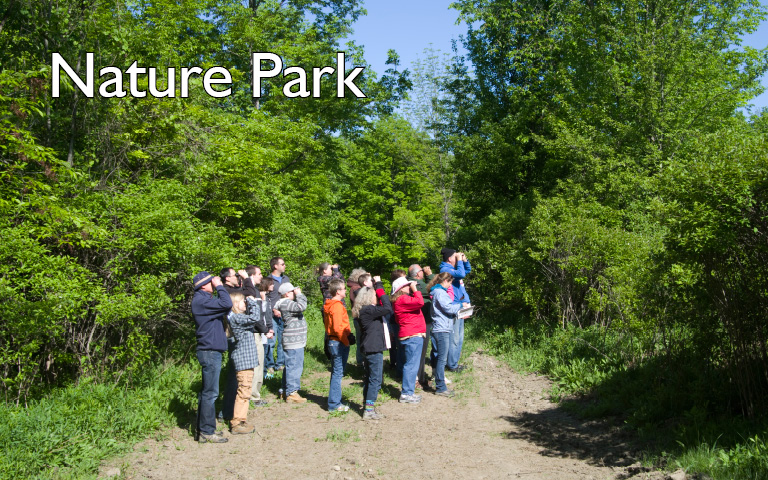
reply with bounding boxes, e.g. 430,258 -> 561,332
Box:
191,271 -> 233,443
439,249 -> 471,372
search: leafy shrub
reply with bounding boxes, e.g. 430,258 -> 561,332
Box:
0,360 -> 197,480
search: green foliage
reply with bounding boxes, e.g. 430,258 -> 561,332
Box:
653,119 -> 768,417
334,116 -> 450,272
0,360 -> 198,479
0,0 -> 428,405
683,435 -> 768,480
447,0 -> 768,423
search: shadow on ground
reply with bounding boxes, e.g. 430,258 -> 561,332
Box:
501,403 -> 637,469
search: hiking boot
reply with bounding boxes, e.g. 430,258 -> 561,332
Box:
250,399 -> 269,407
447,364 -> 466,373
285,391 -> 307,404
435,389 -> 455,398
399,394 -> 422,404
198,432 -> 228,443
230,421 -> 255,435
363,410 -> 385,421
331,404 -> 350,412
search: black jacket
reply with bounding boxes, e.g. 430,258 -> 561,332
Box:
357,282 -> 393,355
242,277 -> 259,298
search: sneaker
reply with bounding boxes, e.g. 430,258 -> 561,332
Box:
198,432 -> 228,443
435,389 -> 455,398
250,399 -> 269,407
363,410 -> 385,421
447,364 -> 467,373
265,368 -> 275,379
399,394 -> 422,404
285,392 -> 307,404
331,405 -> 350,412
445,377 -> 452,385
230,421 -> 255,435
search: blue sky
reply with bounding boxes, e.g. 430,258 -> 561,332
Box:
346,0 -> 768,113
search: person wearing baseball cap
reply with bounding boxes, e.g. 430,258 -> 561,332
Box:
191,271 -> 233,443
273,281 -> 309,404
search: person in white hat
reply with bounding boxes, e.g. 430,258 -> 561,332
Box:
391,277 -> 427,404
273,282 -> 308,404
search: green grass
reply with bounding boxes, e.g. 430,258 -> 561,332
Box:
315,427 -> 361,443
0,358 -> 199,480
672,436 -> 768,480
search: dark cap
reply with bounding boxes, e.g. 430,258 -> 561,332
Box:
193,271 -> 214,290
441,248 -> 456,262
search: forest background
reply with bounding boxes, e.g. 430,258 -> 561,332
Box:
1,0 -> 768,478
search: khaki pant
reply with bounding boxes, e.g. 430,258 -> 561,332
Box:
252,334 -> 265,400
233,369 -> 254,423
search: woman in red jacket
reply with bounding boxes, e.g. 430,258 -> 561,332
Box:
391,276 -> 427,404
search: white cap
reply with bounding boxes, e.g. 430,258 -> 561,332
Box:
278,282 -> 296,295
391,277 -> 409,295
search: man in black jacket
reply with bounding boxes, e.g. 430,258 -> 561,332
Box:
192,271 -> 232,444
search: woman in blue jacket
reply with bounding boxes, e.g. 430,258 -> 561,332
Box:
428,272 -> 469,397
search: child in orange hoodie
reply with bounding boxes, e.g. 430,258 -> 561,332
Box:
322,278 -> 354,412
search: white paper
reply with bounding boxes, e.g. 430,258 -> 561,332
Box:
382,315 -> 392,349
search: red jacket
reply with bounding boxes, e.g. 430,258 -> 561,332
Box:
393,291 -> 426,338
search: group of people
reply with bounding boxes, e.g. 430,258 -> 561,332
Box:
191,249 -> 472,444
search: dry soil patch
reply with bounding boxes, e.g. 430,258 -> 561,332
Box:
104,352 -> 668,480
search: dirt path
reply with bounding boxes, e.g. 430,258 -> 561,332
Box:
103,351 -> 664,480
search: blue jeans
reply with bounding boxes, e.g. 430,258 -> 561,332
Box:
431,332 -> 451,393
447,315 -> 464,370
430,333 -> 438,368
281,347 -> 304,395
327,340 -> 349,410
273,316 -> 285,368
196,349 -> 223,435
400,336 -> 423,396
363,352 -> 383,404
264,335 -> 277,370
